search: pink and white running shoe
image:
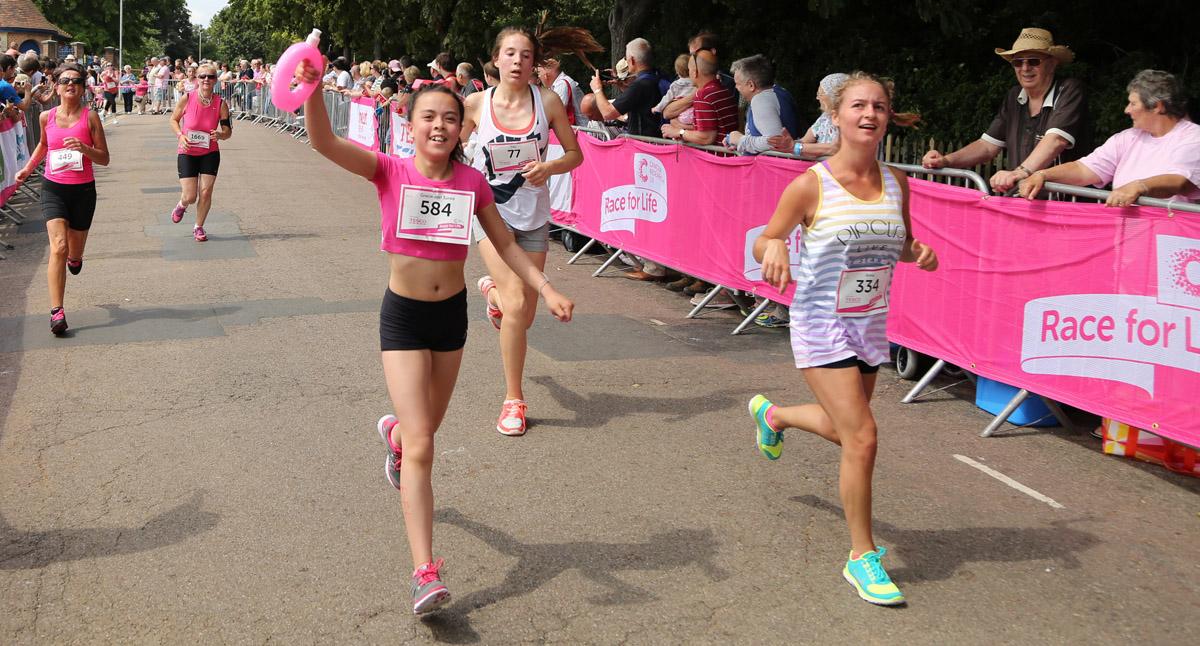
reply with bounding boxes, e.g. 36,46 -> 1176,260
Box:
477,275 -> 502,330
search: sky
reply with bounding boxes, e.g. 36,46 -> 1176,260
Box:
187,0 -> 229,27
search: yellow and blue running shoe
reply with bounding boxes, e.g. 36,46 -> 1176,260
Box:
843,547 -> 905,606
748,395 -> 783,460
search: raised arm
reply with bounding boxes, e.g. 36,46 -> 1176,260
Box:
300,59 -> 377,180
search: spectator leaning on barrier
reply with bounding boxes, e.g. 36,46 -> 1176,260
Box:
0,55 -> 24,122
724,54 -> 800,155
662,50 -> 736,145
456,62 -> 483,97
768,73 -> 849,159
923,28 -> 1087,194
588,37 -> 665,137
1019,69 -> 1200,205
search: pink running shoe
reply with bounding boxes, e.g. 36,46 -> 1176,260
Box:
50,308 -> 68,336
170,202 -> 186,223
193,226 -> 207,242
376,415 -> 402,490
476,275 -> 502,330
496,399 -> 527,436
411,558 -> 450,615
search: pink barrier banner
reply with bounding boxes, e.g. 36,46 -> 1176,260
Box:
346,97 -> 377,151
553,134 -> 1200,446
889,191 -> 1200,446
389,110 -> 414,158
552,135 -> 809,304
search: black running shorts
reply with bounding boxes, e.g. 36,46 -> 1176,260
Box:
41,179 -> 98,231
380,287 -> 468,352
177,151 -> 221,178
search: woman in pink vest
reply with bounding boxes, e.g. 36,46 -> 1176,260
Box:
16,64 -> 111,336
168,63 -> 231,242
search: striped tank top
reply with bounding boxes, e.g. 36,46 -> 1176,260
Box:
470,85 -> 551,231
789,161 -> 907,369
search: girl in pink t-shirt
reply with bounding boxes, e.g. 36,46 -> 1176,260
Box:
298,61 -> 574,616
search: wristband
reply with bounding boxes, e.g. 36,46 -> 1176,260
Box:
1016,165 -> 1032,178
792,142 -> 804,157
537,273 -> 550,295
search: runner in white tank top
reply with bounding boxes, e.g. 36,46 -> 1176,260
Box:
789,160 -> 906,369
471,84 -> 551,229
747,73 -> 939,607
461,26 -> 583,437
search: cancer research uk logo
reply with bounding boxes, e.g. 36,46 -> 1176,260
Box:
600,154 -> 667,233
1021,235 -> 1200,396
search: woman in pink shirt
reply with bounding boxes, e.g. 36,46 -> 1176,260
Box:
297,62 -> 573,616
1021,69 -> 1200,205
16,64 -> 111,335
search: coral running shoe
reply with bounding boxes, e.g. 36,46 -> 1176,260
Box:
193,226 -> 207,242
377,415 -> 402,490
477,275 -> 502,329
748,395 -> 783,460
170,202 -> 186,223
843,547 -> 906,606
496,399 -> 527,436
50,309 -> 68,336
411,558 -> 451,615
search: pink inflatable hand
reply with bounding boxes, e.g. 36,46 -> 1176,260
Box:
271,29 -> 322,112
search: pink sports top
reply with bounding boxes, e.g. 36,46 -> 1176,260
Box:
42,106 -> 95,185
178,91 -> 222,155
371,153 -> 495,261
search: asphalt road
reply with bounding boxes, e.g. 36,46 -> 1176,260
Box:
1,114 -> 1197,645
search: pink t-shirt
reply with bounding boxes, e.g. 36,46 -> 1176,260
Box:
1078,119 -> 1200,202
371,153 -> 494,260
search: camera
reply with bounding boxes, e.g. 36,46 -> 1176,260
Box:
598,68 -> 616,82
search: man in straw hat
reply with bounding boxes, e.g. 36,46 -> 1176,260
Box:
923,27 -> 1088,193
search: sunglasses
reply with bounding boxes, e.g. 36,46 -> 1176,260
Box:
57,77 -> 85,86
198,74 -> 217,80
1010,57 -> 1044,69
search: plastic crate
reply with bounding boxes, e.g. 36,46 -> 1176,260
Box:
974,377 -> 1056,427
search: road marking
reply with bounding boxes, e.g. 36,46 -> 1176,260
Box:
953,454 -> 1064,509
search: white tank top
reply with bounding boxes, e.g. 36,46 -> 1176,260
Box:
788,161 -> 907,368
471,86 -> 551,231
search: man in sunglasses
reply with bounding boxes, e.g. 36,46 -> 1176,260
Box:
922,28 -> 1088,194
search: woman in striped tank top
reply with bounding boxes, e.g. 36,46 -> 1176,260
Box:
748,73 -> 938,606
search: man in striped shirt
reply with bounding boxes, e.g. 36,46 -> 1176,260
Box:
661,50 -> 736,145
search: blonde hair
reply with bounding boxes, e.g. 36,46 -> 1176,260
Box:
359,61 -> 372,77
403,65 -> 420,85
830,71 -> 921,128
673,53 -> 690,78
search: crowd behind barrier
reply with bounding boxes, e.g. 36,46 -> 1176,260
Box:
6,64 -> 1198,445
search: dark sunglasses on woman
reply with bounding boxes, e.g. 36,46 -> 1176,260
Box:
198,74 -> 217,80
57,77 -> 86,86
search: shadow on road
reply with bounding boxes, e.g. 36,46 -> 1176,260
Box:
790,495 -> 1100,583
530,375 -> 755,429
69,303 -> 240,333
0,492 -> 219,570
419,507 -> 729,643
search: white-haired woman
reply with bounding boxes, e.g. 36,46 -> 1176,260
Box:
1020,69 -> 1200,204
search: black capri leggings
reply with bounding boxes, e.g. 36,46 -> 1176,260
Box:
380,288 -> 468,352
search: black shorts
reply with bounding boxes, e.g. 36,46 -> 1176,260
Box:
815,356 -> 881,374
177,151 -> 221,178
380,287 -> 468,352
41,179 -> 97,231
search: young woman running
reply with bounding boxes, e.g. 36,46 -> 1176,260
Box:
461,26 -> 584,436
16,63 -> 110,336
297,60 -> 574,615
748,72 -> 938,606
169,63 -> 230,242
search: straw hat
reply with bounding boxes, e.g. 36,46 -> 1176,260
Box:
994,28 -> 1074,63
